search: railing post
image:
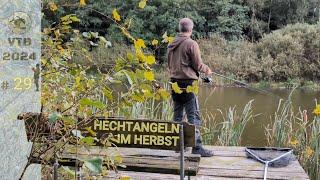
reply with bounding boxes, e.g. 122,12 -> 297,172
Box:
180,124 -> 184,180
53,159 -> 58,180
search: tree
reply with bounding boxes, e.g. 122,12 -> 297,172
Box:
21,0 -> 179,178
198,0 -> 249,40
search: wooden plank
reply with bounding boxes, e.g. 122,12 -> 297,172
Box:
62,146 -> 201,176
61,153 -> 199,176
204,146 -> 246,152
197,146 -> 309,179
105,171 -> 261,180
44,144 -> 310,179
63,146 -> 200,162
59,146 -> 309,178
197,168 -> 310,179
199,156 -> 306,173
105,171 -> 180,180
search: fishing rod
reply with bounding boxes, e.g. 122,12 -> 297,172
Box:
202,71 -> 283,99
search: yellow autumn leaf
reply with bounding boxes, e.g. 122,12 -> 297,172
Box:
136,50 -> 146,62
119,175 -> 130,180
132,94 -> 144,102
57,45 -> 64,54
138,0 -> 147,9
186,85 -> 193,93
75,76 -> 81,87
114,154 -> 123,163
48,2 -> 58,11
151,39 -> 158,46
103,112 -> 109,118
162,32 -> 168,39
192,81 -> 199,94
313,104 -> 320,116
143,89 -> 153,98
144,71 -> 154,81
112,9 -> 121,22
127,52 -> 134,61
120,27 -> 135,41
135,39 -> 146,49
162,32 -> 174,44
172,82 -> 183,94
185,81 -> 199,94
304,146 -> 314,158
146,55 -> 156,65
85,127 -> 97,136
54,29 -> 60,38
154,94 -> 161,100
158,88 -> 170,100
289,139 -> 299,147
79,0 -> 86,6
167,36 -> 174,44
43,28 -> 51,35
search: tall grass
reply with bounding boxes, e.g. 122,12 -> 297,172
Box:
120,98 -> 173,121
265,91 -> 295,147
265,91 -> 320,180
217,100 -> 255,146
201,100 -> 256,146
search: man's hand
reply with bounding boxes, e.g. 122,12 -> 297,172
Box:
205,68 -> 212,76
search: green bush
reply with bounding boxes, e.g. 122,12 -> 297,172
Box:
200,23 -> 320,82
256,23 -> 320,81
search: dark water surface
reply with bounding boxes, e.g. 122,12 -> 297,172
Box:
198,86 -> 320,146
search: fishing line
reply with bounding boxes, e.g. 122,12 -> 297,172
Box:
203,71 -> 283,100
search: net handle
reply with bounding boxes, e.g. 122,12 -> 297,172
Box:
245,149 -> 266,163
269,150 -> 293,163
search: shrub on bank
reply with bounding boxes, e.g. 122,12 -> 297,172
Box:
199,23 -> 320,83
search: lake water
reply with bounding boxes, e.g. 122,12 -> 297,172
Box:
198,86 -> 320,146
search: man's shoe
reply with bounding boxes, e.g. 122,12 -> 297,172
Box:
192,147 -> 214,157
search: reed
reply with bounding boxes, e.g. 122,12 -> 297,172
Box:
201,110 -> 219,145
265,91 -> 320,180
215,100 -> 255,146
112,96 -> 174,121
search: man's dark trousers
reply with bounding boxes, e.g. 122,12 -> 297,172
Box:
171,80 -> 202,148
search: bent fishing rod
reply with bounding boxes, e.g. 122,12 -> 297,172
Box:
202,71 -> 283,99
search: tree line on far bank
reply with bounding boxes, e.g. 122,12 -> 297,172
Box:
43,0 -> 320,41
42,0 -> 320,83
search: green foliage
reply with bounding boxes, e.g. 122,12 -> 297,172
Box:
83,157 -> 103,173
200,23 -> 320,82
41,0 -> 320,67
42,0 -> 320,43
48,112 -> 61,123
199,0 -> 249,40
256,23 -> 320,81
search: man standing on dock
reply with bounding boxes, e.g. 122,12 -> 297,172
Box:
167,18 -> 214,157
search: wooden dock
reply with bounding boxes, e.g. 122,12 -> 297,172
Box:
100,146 -> 309,180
